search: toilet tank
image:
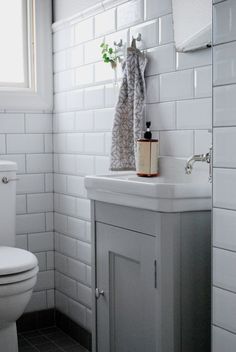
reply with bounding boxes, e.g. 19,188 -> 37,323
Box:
0,161 -> 17,246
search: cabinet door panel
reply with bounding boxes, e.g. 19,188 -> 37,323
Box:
96,223 -> 157,352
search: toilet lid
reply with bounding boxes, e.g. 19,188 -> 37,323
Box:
0,265 -> 38,285
0,247 -> 38,275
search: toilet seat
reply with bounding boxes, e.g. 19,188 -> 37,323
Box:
0,247 -> 38,276
0,266 -> 38,285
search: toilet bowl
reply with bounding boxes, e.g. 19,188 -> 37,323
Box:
0,161 -> 39,351
0,247 -> 38,352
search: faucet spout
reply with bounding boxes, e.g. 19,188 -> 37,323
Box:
185,147 -> 212,182
185,154 -> 206,175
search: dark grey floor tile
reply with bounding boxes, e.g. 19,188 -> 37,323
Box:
48,334 -> 75,342
19,347 -> 39,352
18,326 -> 89,352
36,341 -> 62,352
39,327 -> 58,335
44,331 -> 68,341
18,338 -> 32,348
27,335 -> 51,345
53,337 -> 78,349
21,329 -> 42,338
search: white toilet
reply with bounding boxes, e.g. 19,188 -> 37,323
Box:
0,161 -> 39,352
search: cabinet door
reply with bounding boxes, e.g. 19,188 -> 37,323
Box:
96,222 -> 157,352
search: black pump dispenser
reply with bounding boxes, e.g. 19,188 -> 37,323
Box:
144,121 -> 152,140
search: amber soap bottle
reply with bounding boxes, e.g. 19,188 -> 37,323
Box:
136,121 -> 159,177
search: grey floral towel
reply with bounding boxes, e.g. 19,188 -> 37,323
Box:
110,47 -> 147,170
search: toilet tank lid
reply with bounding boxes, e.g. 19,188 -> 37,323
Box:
0,247 -> 38,275
0,160 -> 17,172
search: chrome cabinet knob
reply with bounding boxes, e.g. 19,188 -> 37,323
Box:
95,288 -> 105,299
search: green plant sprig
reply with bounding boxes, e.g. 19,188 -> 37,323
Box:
100,42 -> 120,69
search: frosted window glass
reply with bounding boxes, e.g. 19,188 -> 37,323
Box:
0,0 -> 27,85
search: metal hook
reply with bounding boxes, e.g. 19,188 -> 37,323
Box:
114,39 -> 123,48
131,33 -> 142,48
132,33 -> 142,42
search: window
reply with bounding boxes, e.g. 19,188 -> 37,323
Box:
0,0 -> 52,111
0,0 -> 31,88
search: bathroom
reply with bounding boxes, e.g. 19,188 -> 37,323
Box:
0,0 -> 235,351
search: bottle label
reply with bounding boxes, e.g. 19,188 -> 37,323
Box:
150,142 -> 159,174
136,141 -> 159,176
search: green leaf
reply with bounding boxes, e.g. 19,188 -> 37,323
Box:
100,41 -> 120,67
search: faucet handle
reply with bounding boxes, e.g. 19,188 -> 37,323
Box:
185,162 -> 193,175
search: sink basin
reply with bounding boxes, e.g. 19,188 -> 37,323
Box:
85,157 -> 212,212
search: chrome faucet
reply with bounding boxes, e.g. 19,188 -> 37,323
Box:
185,146 -> 212,182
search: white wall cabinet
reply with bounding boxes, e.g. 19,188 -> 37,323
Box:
91,201 -> 211,352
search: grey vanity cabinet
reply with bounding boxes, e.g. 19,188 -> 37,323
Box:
91,201 -> 211,352
96,223 -> 157,352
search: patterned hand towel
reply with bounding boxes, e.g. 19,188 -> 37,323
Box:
110,46 -> 147,170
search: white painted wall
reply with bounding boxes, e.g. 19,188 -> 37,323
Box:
52,0 -> 212,332
53,0 -> 101,22
213,0 -> 236,350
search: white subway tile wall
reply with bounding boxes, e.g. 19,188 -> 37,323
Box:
213,0 -> 236,348
53,0 -> 212,331
0,112 -> 53,313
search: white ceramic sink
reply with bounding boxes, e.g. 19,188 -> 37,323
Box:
85,157 -> 212,212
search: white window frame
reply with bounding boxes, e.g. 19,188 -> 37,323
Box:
0,0 -> 53,111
